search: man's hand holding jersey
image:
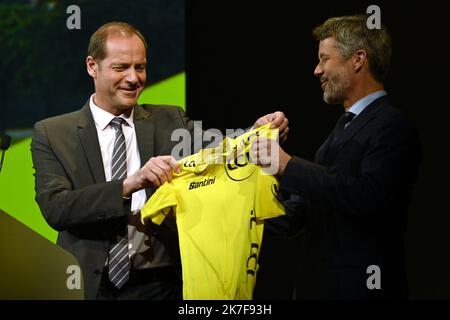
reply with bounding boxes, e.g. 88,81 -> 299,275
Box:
123,155 -> 181,197
253,111 -> 289,143
252,111 -> 291,175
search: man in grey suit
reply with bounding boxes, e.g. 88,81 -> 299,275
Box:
31,22 -> 288,300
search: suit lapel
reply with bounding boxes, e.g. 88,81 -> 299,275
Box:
333,96 -> 387,153
76,102 -> 106,183
133,105 -> 155,199
315,96 -> 388,165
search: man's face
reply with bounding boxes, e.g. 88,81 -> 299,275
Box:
314,37 -> 352,105
88,34 -> 147,114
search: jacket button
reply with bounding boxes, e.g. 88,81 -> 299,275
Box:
94,269 -> 102,276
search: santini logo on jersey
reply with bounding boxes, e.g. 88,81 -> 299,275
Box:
188,177 -> 216,190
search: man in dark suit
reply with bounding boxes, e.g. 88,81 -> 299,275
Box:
31,22 -> 288,300
254,15 -> 422,299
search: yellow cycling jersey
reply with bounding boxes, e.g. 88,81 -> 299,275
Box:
141,124 -> 285,300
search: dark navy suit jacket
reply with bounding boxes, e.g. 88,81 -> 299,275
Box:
267,95 -> 422,299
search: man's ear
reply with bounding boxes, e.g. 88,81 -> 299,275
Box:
86,56 -> 98,78
353,49 -> 367,72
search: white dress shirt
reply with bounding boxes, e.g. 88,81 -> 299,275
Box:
89,94 -> 171,269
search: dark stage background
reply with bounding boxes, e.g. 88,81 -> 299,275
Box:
186,0 -> 450,299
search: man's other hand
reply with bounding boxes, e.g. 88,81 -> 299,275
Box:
250,137 -> 292,176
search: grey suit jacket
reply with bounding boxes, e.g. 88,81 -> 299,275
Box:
31,102 -> 194,299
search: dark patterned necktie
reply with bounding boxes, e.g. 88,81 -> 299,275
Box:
108,117 -> 130,289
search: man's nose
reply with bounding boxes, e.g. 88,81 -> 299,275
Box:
314,63 -> 323,77
125,69 -> 138,84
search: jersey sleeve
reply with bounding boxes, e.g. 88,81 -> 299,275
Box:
141,182 -> 178,226
254,169 -> 285,220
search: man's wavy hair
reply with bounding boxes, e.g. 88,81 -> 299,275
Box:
313,15 -> 392,82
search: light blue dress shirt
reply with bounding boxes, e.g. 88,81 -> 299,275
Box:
346,90 -> 387,127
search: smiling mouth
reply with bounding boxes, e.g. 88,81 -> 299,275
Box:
321,81 -> 327,90
120,88 -> 139,95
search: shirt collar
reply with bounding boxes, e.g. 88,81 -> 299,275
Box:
89,94 -> 134,130
347,90 -> 387,117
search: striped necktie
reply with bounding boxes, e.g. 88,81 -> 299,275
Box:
108,117 -> 130,289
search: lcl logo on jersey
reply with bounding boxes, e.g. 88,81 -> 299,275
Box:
271,183 -> 279,198
227,150 -> 249,170
226,130 -> 260,171
224,146 -> 256,181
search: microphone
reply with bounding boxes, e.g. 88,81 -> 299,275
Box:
0,135 -> 11,173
